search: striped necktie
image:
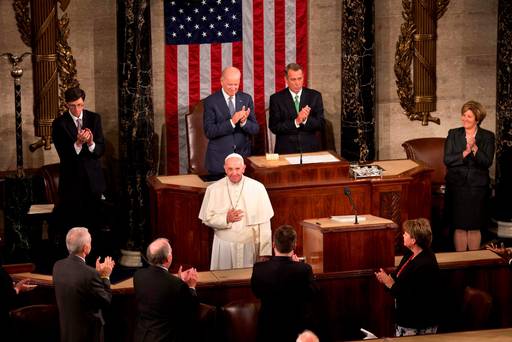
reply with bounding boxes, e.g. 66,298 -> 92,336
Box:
294,94 -> 300,113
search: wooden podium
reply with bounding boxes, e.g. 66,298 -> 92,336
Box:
148,153 -> 432,271
301,215 -> 398,273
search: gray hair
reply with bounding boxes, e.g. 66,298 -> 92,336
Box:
66,227 -> 91,254
147,238 -> 172,265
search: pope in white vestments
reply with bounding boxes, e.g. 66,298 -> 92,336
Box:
199,153 -> 274,270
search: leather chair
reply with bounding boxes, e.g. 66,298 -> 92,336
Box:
197,303 -> 217,342
402,137 -> 448,250
401,137 -> 447,193
186,101 -> 209,175
38,163 -> 61,205
220,299 -> 261,342
462,286 -> 493,330
10,304 -> 60,341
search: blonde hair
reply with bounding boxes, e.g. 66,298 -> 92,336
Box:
403,218 -> 432,249
461,100 -> 487,125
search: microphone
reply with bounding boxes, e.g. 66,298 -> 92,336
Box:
343,186 -> 358,224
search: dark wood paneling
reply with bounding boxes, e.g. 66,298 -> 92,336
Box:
148,162 -> 432,270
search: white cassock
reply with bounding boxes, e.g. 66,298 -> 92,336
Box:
198,175 -> 274,270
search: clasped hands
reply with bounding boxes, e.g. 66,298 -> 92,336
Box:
96,256 -> 115,278
13,278 -> 37,294
76,128 -> 94,146
375,268 -> 395,289
227,208 -> 244,223
464,135 -> 478,157
231,106 -> 250,125
295,105 -> 311,125
178,265 -> 198,289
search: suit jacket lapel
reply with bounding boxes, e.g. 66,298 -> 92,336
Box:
81,110 -> 88,130
300,88 -> 308,109
217,91 -> 231,118
64,112 -> 78,136
235,93 -> 244,112
285,88 -> 297,116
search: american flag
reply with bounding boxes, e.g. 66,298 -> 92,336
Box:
164,0 -> 308,174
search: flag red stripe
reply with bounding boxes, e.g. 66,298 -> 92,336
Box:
188,44 -> 201,111
165,44 -> 179,174
232,41 -> 244,91
295,0 -> 308,86
210,43 -> 222,94
274,0 -> 286,91
252,0 -> 265,127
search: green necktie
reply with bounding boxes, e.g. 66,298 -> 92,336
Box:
294,94 -> 300,113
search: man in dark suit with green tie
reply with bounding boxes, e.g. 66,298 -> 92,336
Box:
269,63 -> 325,154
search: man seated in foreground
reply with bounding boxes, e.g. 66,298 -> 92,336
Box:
133,238 -> 198,342
199,153 -> 274,270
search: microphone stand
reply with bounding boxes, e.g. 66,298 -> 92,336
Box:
344,187 -> 359,224
348,196 -> 358,224
296,118 -> 303,165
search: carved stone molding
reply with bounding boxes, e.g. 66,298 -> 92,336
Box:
379,191 -> 402,251
495,0 -> 512,219
341,0 -> 375,162
13,0 -> 77,151
394,0 -> 449,126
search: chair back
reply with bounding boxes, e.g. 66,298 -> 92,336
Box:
402,137 -> 447,190
220,299 -> 261,342
186,101 -> 208,174
462,286 -> 493,330
10,304 -> 60,341
39,163 -> 61,205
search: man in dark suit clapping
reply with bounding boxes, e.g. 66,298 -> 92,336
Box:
203,66 -> 259,177
269,63 -> 325,154
52,86 -> 106,234
133,238 -> 199,342
53,227 -> 115,342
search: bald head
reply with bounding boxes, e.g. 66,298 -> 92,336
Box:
220,66 -> 241,96
146,238 -> 172,266
296,330 -> 319,342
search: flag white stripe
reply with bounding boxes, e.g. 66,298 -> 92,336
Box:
177,45 -> 189,173
200,44 -> 211,100
242,0 -> 254,98
285,0 -> 296,65
263,0 -> 275,109
222,43 -> 232,69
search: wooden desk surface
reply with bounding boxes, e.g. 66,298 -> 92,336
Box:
349,328 -> 512,341
394,250 -> 504,267
370,159 -> 420,177
156,174 -> 207,188
303,215 -> 396,232
12,250 -> 505,289
247,151 -> 340,168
